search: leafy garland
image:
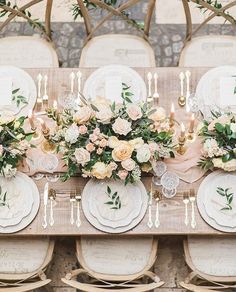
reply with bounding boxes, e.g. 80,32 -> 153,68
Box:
0,1 -> 46,33
193,0 -> 236,24
72,0 -> 144,32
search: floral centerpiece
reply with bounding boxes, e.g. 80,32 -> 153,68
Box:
198,112 -> 236,172
47,96 -> 176,184
0,115 -> 32,178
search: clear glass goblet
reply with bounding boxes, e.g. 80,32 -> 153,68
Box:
160,171 -> 179,199
152,161 -> 167,186
58,90 -> 77,109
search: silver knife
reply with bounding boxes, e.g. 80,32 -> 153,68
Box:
42,182 -> 48,229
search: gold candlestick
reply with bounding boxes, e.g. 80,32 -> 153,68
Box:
187,114 -> 195,141
177,123 -> 187,155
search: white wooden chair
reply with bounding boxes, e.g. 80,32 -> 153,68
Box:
179,0 -> 236,67
0,237 -> 54,292
0,0 -> 59,68
0,36 -> 59,68
77,0 -> 156,67
180,236 -> 236,291
62,236 -> 164,291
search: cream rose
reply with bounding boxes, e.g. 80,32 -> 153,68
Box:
73,106 -> 93,124
91,162 -> 112,179
149,107 -> 166,122
74,148 -> 90,166
126,104 -> 142,121
108,136 -> 120,148
136,144 -> 151,163
96,104 -> 113,124
121,158 -> 136,171
129,138 -> 144,149
112,117 -> 132,135
112,141 -> 134,162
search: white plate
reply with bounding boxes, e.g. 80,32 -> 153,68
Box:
203,172 -> 236,228
0,172 -> 34,227
0,66 -> 36,117
83,65 -> 147,103
197,171 -> 236,233
82,179 -> 148,233
0,172 -> 40,234
196,66 -> 236,118
87,180 -> 143,228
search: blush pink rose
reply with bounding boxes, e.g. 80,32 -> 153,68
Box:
126,104 -> 142,121
86,143 -> 95,152
78,125 -> 87,134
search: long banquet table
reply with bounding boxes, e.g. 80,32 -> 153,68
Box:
1,67 -> 231,236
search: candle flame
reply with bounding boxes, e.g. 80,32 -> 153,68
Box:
28,109 -> 33,118
181,123 -> 185,132
53,100 -> 57,110
171,103 -> 175,113
191,113 -> 195,120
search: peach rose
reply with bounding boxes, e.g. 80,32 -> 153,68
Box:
86,143 -> 95,152
74,148 -> 90,166
149,107 -> 166,122
91,162 -> 112,179
126,104 -> 142,121
74,106 -> 93,124
112,141 -> 134,162
118,170 -> 128,180
112,117 -> 132,136
121,158 -> 136,171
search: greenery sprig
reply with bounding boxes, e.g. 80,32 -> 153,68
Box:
0,186 -> 8,208
12,89 -> 28,108
105,185 -> 121,209
216,186 -> 234,211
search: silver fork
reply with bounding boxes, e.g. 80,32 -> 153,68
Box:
147,72 -> 153,103
75,191 -> 81,228
154,190 -> 162,228
147,184 -> 153,229
189,189 -> 196,229
183,192 -> 190,226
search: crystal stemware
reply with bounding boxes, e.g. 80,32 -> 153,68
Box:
58,90 -> 77,109
152,161 -> 167,186
160,171 -> 179,198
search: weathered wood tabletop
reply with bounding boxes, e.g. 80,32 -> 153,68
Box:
1,67 -> 231,236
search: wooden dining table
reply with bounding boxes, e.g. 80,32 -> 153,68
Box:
1,67 -> 232,237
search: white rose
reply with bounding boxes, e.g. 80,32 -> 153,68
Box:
121,158 -> 136,171
96,104 -> 113,124
126,103 -> 142,121
112,117 -> 132,136
65,123 -> 80,144
230,123 -> 236,133
149,107 -> 166,122
74,148 -> 90,166
73,106 -> 93,124
213,158 -> 236,172
108,136 -> 120,148
136,144 -> 151,163
91,162 -> 112,179
129,138 -> 144,149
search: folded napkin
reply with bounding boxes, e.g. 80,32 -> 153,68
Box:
165,137 -> 206,183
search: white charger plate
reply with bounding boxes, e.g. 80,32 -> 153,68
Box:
88,180 -> 143,228
203,171 -> 236,228
0,66 -> 36,117
82,179 -> 148,233
197,171 -> 236,233
0,172 -> 34,227
83,65 -> 147,103
0,172 -> 40,234
196,66 -> 236,118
